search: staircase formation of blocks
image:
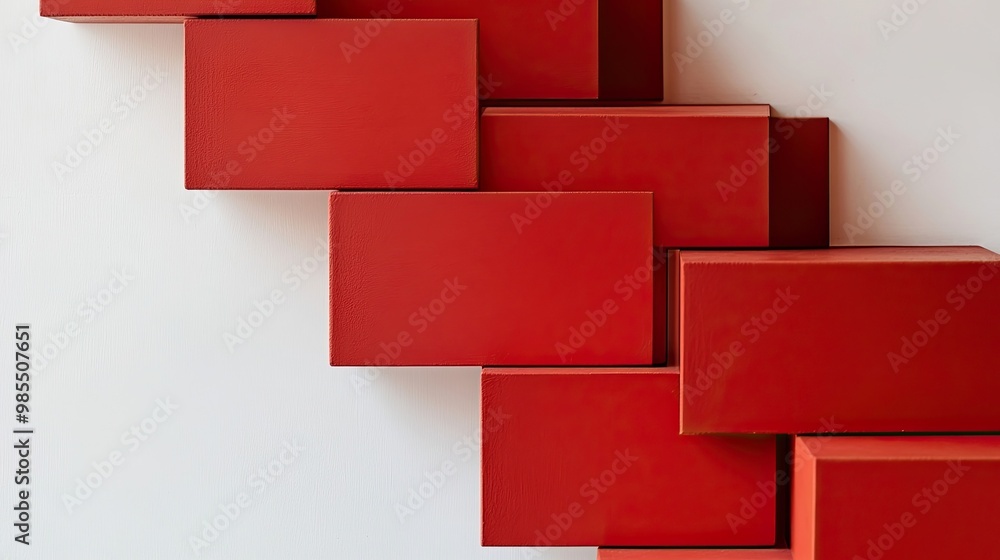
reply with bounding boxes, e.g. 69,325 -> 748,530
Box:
45,1 -> 1000,558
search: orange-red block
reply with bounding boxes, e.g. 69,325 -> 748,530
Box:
41,0 -> 314,22
316,0 -> 662,100
330,192 -> 654,366
680,247 -> 1000,434
480,106 -> 829,248
482,368 -> 777,547
792,436 -> 1000,560
600,551 -> 791,560
185,19 -> 478,190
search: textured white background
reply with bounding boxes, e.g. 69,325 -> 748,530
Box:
1,0 -> 998,558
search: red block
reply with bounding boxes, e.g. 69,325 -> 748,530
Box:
185,19 -> 478,190
481,368 -> 777,547
330,192 -> 654,366
600,551 -> 791,560
680,247 -> 1000,434
480,106 -> 829,248
316,0 -> 662,100
792,436 -> 1000,560
41,0 -> 314,22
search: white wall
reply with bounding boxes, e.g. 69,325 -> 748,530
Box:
1,0 -> 997,558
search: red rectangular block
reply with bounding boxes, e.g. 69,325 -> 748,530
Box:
792,436 -> 1000,560
480,107 -> 829,248
317,0 -> 661,100
680,247 -> 1000,434
185,19 -> 478,190
599,551 -> 791,560
330,192 -> 654,366
482,368 -> 777,546
42,0 -> 314,22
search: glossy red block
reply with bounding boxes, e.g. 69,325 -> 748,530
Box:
330,192 -> 654,366
680,247 -> 1000,434
599,550 -> 791,560
481,106 -> 828,248
792,436 -> 1000,560
41,0 -> 314,22
185,19 -> 477,190
316,0 -> 661,100
482,368 -> 776,547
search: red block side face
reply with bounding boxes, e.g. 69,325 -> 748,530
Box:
42,0 -> 315,21
330,192 -> 654,367
480,107 -> 772,247
769,117 -> 830,248
481,369 -> 777,547
792,436 -> 1000,560
185,19 -> 478,190
680,247 -> 1000,434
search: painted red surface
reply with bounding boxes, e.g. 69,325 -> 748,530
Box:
481,368 -> 776,546
680,247 -> 1000,434
316,0 -> 661,100
185,19 -> 478,190
769,118 -> 830,248
599,550 -> 791,560
329,192 -> 654,366
792,436 -> 1000,560
481,106 -> 823,248
41,0 -> 314,21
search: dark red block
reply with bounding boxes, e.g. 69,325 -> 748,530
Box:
793,436 -> 1000,560
316,0 -> 661,100
680,247 -> 1000,434
600,551 -> 791,560
41,0 -> 314,22
482,368 -> 776,547
769,117 -> 830,248
330,192 -> 654,366
185,19 -> 477,190
481,106 -> 827,248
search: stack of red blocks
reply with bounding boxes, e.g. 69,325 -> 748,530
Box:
48,1 -> 1000,557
